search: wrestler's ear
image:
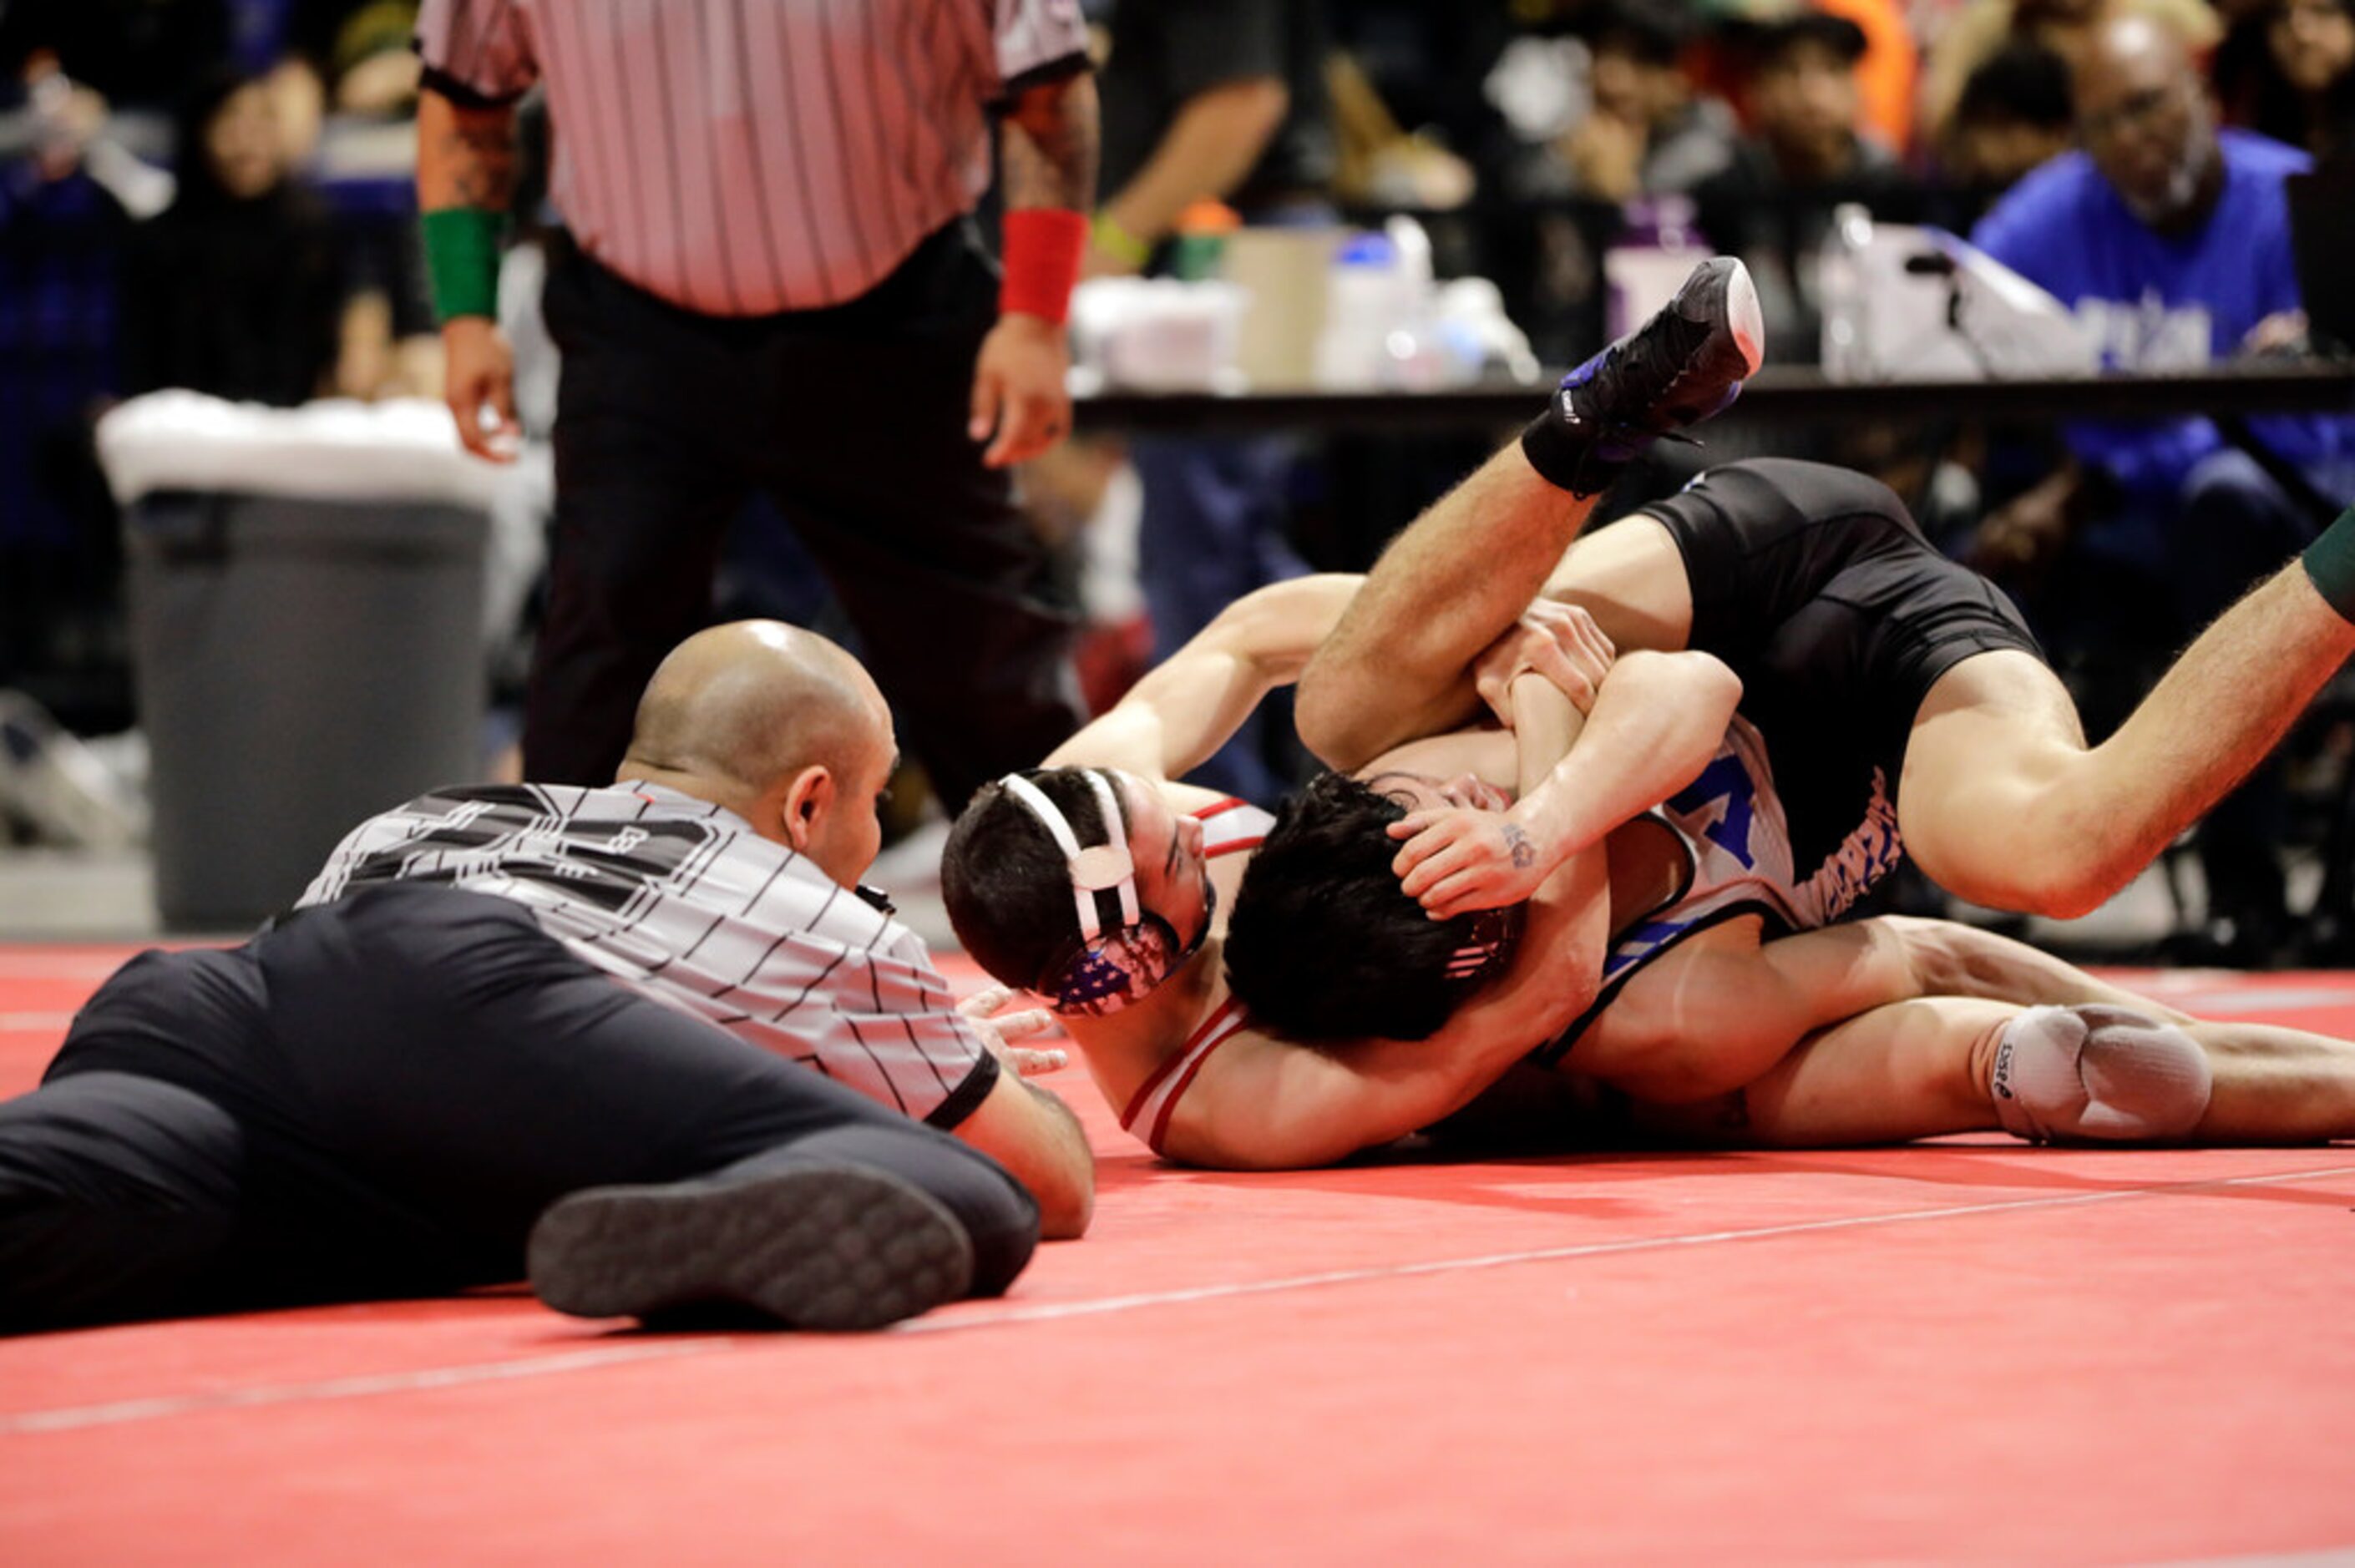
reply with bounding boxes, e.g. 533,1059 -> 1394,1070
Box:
778,765 -> 835,852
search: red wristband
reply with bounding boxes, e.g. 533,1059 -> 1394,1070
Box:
1000,208 -> 1087,326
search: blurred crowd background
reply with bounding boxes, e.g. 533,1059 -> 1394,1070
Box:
3,0 -> 2353,961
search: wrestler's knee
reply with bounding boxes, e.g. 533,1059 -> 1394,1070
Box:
1987,1004 -> 2213,1143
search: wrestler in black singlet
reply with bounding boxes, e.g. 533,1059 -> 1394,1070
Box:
1639,458 -> 2047,901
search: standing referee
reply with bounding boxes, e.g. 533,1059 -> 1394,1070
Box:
413,0 -> 1098,807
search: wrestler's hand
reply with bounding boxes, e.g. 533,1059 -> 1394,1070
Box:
1473,602 -> 1614,729
971,313 -> 1073,469
1389,806 -> 1549,919
957,984 -> 1069,1076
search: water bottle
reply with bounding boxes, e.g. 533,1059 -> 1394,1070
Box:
1314,233 -> 1403,391
1169,200 -> 1239,282
1819,202 -> 1875,382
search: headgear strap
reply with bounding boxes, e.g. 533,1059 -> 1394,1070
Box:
999,770 -> 1140,940
995,769 -> 1193,1014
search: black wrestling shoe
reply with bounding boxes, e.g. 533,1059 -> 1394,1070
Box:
527,1164 -> 975,1331
1521,255 -> 1765,497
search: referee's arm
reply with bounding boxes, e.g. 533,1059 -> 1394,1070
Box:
957,1069 -> 1096,1239
970,68 -> 1100,469
416,84 -> 521,462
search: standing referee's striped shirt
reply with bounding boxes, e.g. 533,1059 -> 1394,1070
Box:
416,0 -> 1091,316
298,781 -> 999,1127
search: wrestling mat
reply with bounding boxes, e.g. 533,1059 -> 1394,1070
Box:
4,944 -> 2353,1564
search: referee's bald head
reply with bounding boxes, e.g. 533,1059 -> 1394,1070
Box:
621,621 -> 889,803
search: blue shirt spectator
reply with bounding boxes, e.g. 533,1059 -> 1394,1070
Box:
1974,127 -> 2350,498
1963,13 -> 2353,959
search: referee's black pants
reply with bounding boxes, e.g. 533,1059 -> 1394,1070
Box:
0,885 -> 1038,1333
529,221 -> 1086,809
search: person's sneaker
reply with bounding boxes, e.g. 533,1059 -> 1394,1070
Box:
1521,255 -> 1765,497
527,1163 -> 975,1331
0,690 -> 146,851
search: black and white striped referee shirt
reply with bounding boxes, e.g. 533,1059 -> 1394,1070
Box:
415,0 -> 1091,315
297,780 -> 996,1127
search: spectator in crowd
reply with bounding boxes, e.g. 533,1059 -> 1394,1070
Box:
1968,13 -> 2355,960
1919,0 -> 2220,149
1511,0 -> 1735,205
118,67 -> 374,406
1816,0 -> 1922,154
0,1 -> 234,116
1692,10 -> 1921,363
1938,42 -> 2076,220
416,0 -> 1098,811
2222,0 -> 2355,160
1087,0 -> 1335,805
0,58 -> 131,730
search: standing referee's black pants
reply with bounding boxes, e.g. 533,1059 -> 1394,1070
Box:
0,885 -> 1037,1332
529,221 -> 1086,807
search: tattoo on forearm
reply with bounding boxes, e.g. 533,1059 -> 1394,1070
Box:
1002,78 -> 1098,210
443,124 -> 518,209
1502,824 -> 1536,869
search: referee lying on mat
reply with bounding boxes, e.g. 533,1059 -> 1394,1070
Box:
0,623 -> 1091,1336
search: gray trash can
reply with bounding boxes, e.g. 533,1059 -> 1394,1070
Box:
124,493 -> 488,929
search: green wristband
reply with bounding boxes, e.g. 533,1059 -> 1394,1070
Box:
1091,210 -> 1152,270
2302,504 -> 2355,624
421,207 -> 504,322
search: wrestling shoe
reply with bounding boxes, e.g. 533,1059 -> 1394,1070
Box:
527,1163 -> 975,1331
1521,255 -> 1765,497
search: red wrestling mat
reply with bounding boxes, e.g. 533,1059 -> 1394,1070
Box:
5,945 -> 2355,1564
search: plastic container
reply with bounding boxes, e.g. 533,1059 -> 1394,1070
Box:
1168,200 -> 1242,282
121,493 -> 487,928
98,394 -> 494,929
1819,202 -> 1876,381
1603,194 -> 1711,342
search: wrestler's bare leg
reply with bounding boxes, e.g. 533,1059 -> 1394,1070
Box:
1729,998 -> 2015,1146
1569,913 -> 2179,1109
1299,445 -> 1602,769
1901,562 -> 2355,917
1633,996 -> 2355,1147
1299,259 -> 1760,771
1527,496 -> 2355,922
2185,1021 -> 2355,1143
1877,915 -> 2187,1021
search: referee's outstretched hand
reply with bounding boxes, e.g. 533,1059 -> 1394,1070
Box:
970,314 -> 1073,469
957,984 -> 1069,1076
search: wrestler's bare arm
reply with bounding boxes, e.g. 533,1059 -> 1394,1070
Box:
1044,574 -> 1363,781
1156,677 -> 1613,1171
1157,842 -> 1614,1170
1389,649 -> 1743,918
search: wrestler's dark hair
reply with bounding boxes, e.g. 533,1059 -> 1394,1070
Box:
1224,771 -> 1522,1044
941,767 -> 1136,994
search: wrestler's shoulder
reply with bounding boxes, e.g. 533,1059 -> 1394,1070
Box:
1158,779 -> 1247,815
